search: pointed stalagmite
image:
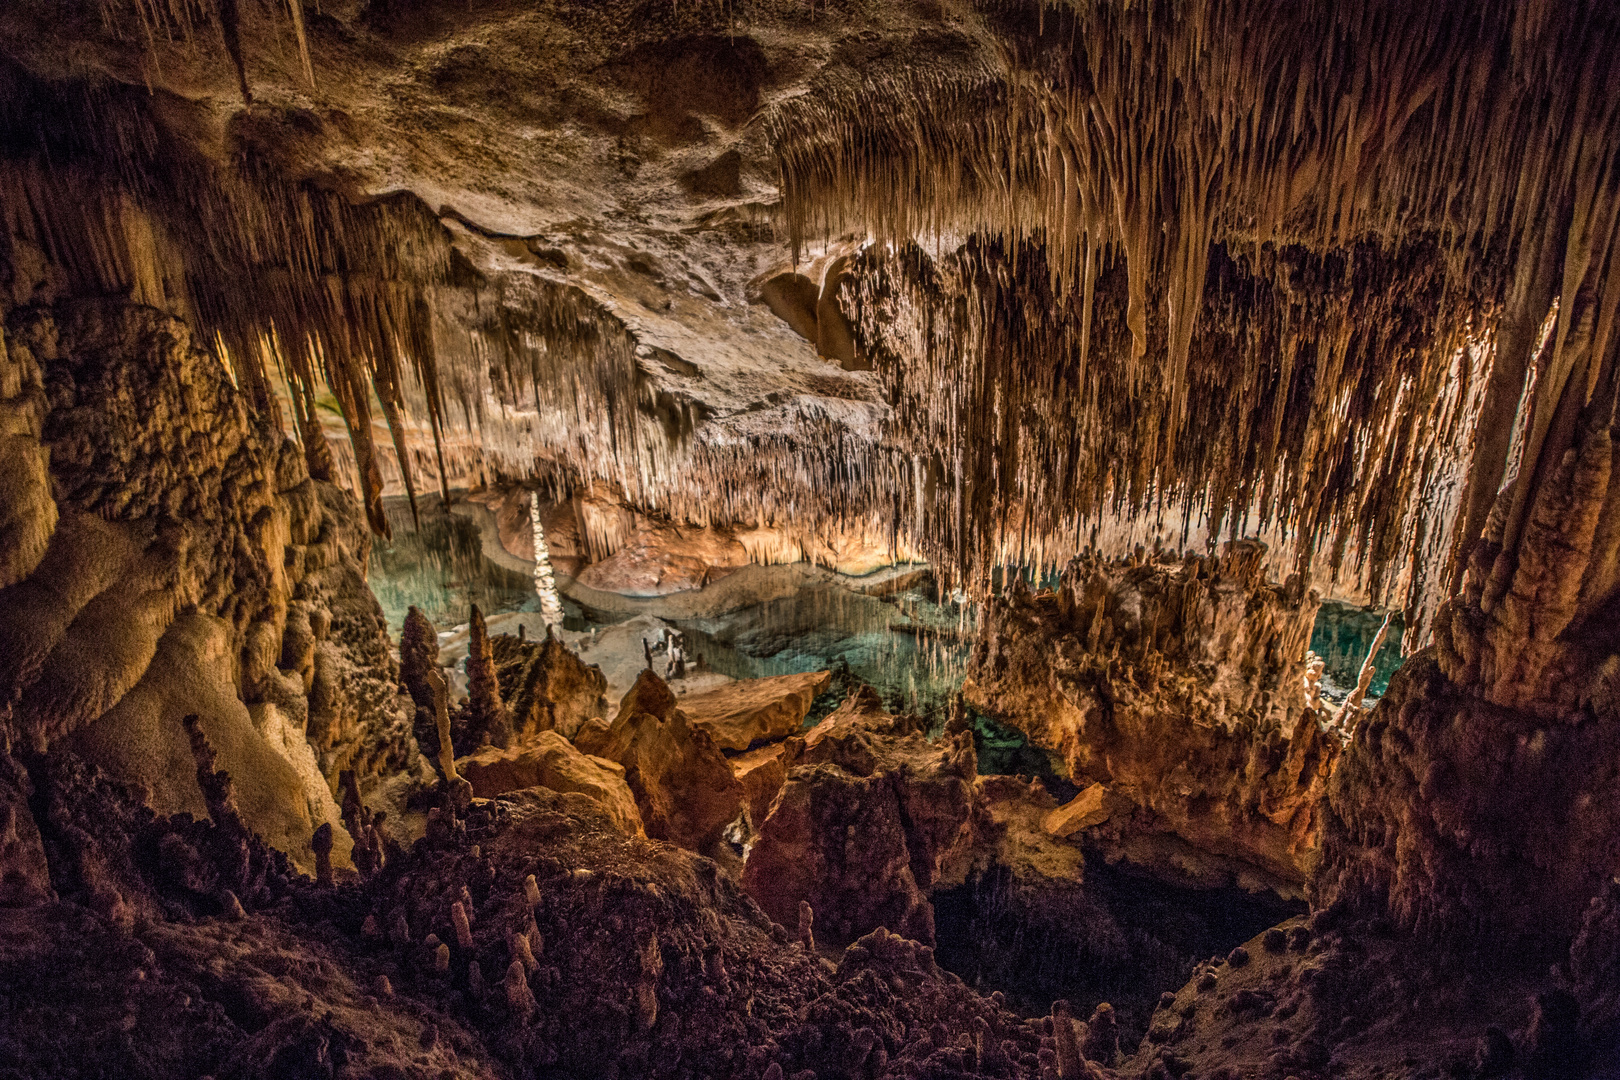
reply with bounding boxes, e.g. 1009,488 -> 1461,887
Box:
451,901 -> 473,949
1052,1000 -> 1083,1079
510,929 -> 538,974
426,668 -> 473,811
311,823 -> 333,887
463,604 -> 511,749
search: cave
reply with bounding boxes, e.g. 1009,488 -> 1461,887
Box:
2,2 -> 1619,1078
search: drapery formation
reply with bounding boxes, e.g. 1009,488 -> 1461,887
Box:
774,0 -> 1620,634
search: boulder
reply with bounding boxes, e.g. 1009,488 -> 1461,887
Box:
1043,782 -> 1119,838
458,732 -> 644,836
679,669 -> 830,752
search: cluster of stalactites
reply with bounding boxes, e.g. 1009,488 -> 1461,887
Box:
772,0 -> 1620,636
847,236 -> 1491,643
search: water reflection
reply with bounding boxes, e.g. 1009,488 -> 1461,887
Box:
367,496 -> 537,634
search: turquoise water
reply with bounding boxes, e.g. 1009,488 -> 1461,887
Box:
367,496 -> 539,633
366,496 -> 977,725
1309,599 -> 1405,699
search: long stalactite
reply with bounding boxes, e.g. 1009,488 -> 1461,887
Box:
771,0 -> 1620,635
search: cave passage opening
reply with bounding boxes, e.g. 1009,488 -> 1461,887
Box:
1309,600 -> 1406,705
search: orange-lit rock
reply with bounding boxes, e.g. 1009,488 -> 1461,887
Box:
678,669 -> 830,752
743,687 -> 976,946
458,731 -> 644,836
582,670 -> 743,852
965,543 -> 1338,891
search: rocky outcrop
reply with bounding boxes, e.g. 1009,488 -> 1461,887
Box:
489,631 -> 609,742
457,731 -> 644,836
742,687 -> 978,947
575,669 -> 743,853
730,739 -> 797,828
678,669 -> 830,752
460,604 -> 513,751
965,543 -> 1340,891
1,724 -> 1067,1080
0,301 -> 421,867
1318,456 -> 1620,945
0,751 -> 49,907
1316,650 -> 1620,944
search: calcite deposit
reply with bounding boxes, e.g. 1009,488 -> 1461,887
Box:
3,0 -> 1620,1076
966,545 -> 1340,892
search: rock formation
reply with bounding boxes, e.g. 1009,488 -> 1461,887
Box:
966,544 -> 1340,892
678,669 -> 832,752
2,0 -> 1620,1075
457,731 -> 644,837
576,669 -> 744,854
489,630 -> 609,742
0,301 -> 421,868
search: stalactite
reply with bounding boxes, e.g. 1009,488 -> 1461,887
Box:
771,0 -> 1620,632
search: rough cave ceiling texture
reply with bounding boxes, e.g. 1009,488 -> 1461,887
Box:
2,0 -> 1619,647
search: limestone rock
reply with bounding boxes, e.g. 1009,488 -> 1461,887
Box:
1042,782 -> 1118,838
965,544 -> 1337,889
743,687 -> 977,947
587,670 -> 743,852
490,632 -> 609,742
0,322 -> 54,591
1316,652 -> 1620,940
678,669 -> 830,752
730,739 -> 796,827
0,302 -> 419,868
63,612 -> 350,873
0,752 -> 51,906
458,732 -> 644,836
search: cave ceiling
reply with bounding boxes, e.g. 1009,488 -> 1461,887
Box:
2,0 -> 1618,641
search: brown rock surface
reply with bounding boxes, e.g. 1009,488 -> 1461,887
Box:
678,669 -> 830,752
730,739 -> 797,828
0,301 -> 421,866
1042,782 -> 1120,838
965,543 -> 1339,890
742,687 -> 977,947
457,732 -> 643,836
584,669 -> 743,852
0,752 -> 50,907
64,612 -> 349,872
489,632 -> 609,742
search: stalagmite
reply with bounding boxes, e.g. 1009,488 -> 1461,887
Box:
1335,612 -> 1392,725
462,605 -> 511,749
426,668 -> 473,811
505,960 -> 536,1021
311,823 -> 333,887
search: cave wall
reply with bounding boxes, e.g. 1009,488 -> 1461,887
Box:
965,542 -> 1340,891
1317,431 -> 1620,947
0,299 -> 421,868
